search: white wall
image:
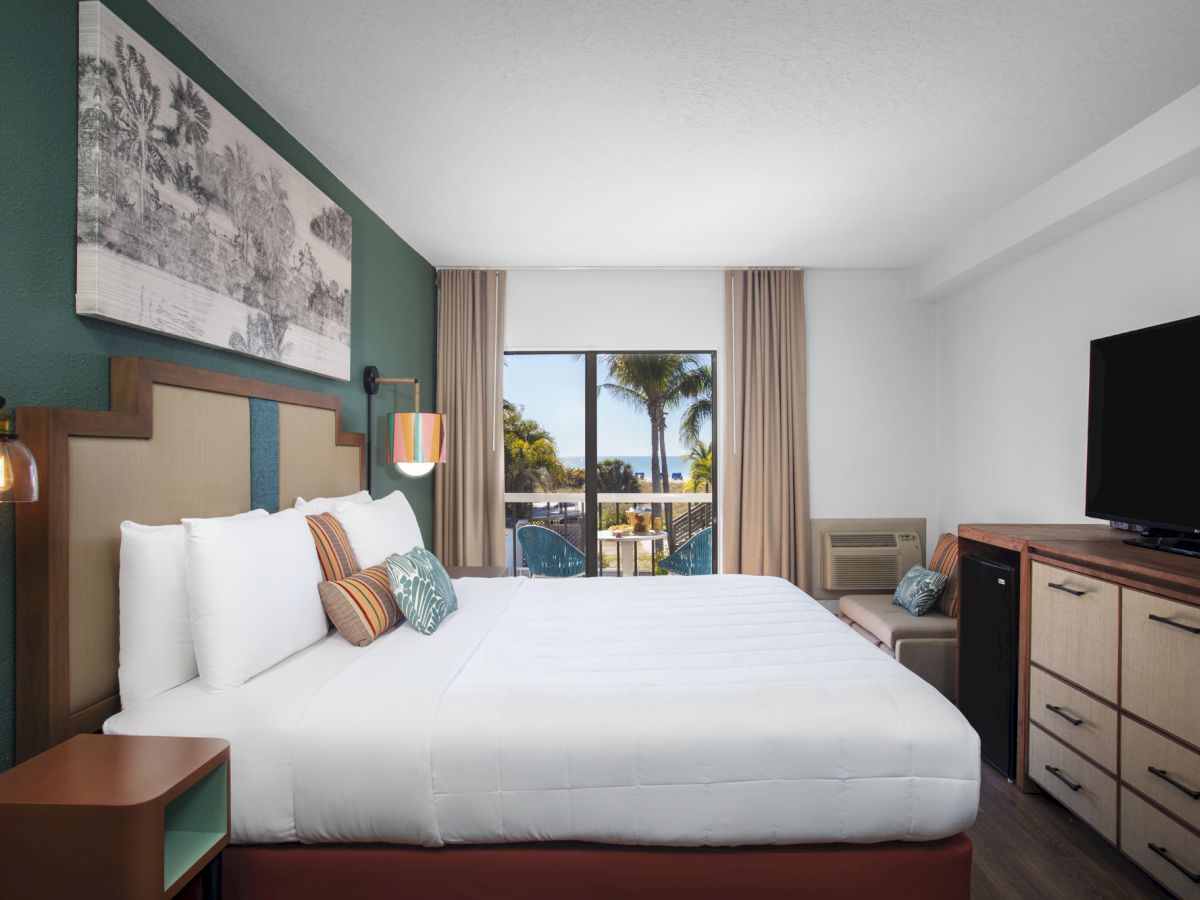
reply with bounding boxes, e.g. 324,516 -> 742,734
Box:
805,270 -> 938,547
505,268 -> 940,549
505,269 -> 725,352
935,174 -> 1200,535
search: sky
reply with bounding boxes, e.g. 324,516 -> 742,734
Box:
504,354 -> 711,459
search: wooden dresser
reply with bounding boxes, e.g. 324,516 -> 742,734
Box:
962,525 -> 1200,898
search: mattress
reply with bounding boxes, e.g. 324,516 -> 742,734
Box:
105,574 -> 980,846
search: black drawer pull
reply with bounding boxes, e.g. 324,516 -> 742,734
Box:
1045,765 -> 1082,791
1149,766 -> 1200,800
1045,704 -> 1084,726
1148,843 -> 1200,883
1048,582 -> 1087,596
1148,614 -> 1200,635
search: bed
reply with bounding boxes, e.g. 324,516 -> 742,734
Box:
15,357 -> 979,899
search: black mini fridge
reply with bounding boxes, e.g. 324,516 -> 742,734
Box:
959,554 -> 1019,778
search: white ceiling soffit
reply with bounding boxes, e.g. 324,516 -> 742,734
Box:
911,83 -> 1200,301
147,0 -> 1200,269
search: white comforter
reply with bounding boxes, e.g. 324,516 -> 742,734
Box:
105,574 -> 980,846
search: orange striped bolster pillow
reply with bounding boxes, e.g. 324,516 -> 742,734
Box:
318,565 -> 400,646
307,513 -> 360,582
929,533 -> 962,617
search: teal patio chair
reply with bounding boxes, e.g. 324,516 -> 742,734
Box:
660,527 -> 713,576
517,525 -> 586,577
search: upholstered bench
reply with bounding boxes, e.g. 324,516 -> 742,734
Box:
836,534 -> 960,701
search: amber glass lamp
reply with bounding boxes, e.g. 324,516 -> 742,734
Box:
0,396 -> 39,503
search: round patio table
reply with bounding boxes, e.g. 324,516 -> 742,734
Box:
596,529 -> 668,577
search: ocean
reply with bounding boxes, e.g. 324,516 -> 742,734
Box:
561,455 -> 691,480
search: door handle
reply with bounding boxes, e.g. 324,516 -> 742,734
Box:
1044,765 -> 1082,791
1148,766 -> 1200,800
1148,843 -> 1200,883
1045,704 -> 1083,726
1047,582 -> 1087,596
1148,614 -> 1200,635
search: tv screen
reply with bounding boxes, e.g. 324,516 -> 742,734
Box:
1086,314 -> 1200,535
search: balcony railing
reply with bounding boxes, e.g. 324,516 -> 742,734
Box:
504,492 -> 714,577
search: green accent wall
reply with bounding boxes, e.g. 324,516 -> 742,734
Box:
0,0 -> 437,768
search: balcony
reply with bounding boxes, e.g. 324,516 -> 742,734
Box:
505,492 -> 713,576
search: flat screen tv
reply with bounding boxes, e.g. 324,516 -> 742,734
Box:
1086,314 -> 1200,556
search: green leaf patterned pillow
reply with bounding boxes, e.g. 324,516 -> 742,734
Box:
385,549 -> 453,634
408,547 -> 458,612
892,565 -> 949,617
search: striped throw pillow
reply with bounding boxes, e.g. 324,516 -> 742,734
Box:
307,513 -> 360,582
928,533 -> 961,617
318,565 -> 401,646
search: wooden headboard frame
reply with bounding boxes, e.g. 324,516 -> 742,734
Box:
13,356 -> 365,761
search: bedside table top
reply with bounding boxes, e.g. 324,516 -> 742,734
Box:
0,733 -> 229,807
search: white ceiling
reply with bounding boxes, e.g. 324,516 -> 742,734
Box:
149,0 -> 1200,268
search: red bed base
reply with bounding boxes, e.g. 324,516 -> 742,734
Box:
184,834 -> 971,900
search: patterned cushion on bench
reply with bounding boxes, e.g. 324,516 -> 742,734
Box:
893,565 -> 949,616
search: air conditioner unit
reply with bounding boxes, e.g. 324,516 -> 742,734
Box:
822,531 -> 922,592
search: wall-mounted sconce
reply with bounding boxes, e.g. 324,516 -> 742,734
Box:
0,396 -> 39,502
363,366 -> 446,479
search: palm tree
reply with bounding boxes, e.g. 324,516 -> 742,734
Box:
678,361 -> 712,448
162,74 -> 212,198
602,354 -> 695,550
108,37 -> 168,220
503,402 -> 561,493
229,306 -> 294,362
685,441 -> 712,492
164,74 -> 211,149
256,167 -> 296,280
220,143 -> 260,268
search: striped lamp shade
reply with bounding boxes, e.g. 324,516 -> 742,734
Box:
388,412 -> 446,467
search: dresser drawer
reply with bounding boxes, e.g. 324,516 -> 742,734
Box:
1121,788 -> 1200,899
1029,562 -> 1119,702
1029,666 -> 1117,772
1123,589 -> 1200,749
1123,715 -> 1200,833
1028,724 -> 1117,842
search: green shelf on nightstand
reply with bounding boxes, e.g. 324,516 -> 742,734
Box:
163,761 -> 228,891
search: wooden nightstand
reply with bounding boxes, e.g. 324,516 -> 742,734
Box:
0,734 -> 229,900
446,565 -> 509,578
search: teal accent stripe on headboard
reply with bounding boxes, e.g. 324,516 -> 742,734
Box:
249,398 -> 280,512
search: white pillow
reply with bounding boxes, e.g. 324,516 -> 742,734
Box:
118,509 -> 267,708
334,490 -> 424,568
293,490 -> 372,516
186,508 -> 327,691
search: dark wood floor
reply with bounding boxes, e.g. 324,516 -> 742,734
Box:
970,764 -> 1168,899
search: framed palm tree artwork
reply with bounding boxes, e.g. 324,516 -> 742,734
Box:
76,2 -> 352,380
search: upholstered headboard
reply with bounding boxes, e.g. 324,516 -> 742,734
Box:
13,357 -> 364,761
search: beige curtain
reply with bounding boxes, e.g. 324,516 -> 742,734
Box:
722,270 -> 811,588
434,270 -> 506,567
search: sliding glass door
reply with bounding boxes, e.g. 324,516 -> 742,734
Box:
504,351 -> 715,577
502,353 -> 587,576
